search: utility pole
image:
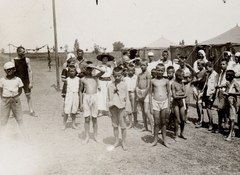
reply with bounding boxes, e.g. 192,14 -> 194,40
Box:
8,44 -> 11,60
52,0 -> 60,91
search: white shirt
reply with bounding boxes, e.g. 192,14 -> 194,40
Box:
123,75 -> 137,92
0,76 -> 23,97
147,61 -> 158,74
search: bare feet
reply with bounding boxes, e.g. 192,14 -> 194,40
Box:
113,141 -> 120,148
150,140 -> 158,147
141,128 -> 148,132
93,136 -> 99,143
162,141 -> 169,148
179,135 -> 187,140
72,124 -> 79,130
225,137 -> 232,141
62,124 -> 66,131
127,123 -> 133,129
82,136 -> 90,144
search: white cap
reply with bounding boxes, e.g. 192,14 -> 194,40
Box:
235,52 -> 240,57
66,53 -> 76,61
148,52 -> 154,56
4,62 -> 15,69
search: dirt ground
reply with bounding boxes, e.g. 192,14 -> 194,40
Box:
0,55 -> 240,175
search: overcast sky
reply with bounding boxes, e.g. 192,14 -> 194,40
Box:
0,0 -> 240,52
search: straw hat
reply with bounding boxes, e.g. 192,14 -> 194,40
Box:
96,53 -> 114,62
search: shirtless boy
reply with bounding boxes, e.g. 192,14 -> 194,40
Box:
80,62 -> 105,144
171,69 -> 187,140
136,59 -> 154,133
150,63 -> 170,147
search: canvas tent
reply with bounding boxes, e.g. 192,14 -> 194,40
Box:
123,36 -> 177,61
170,25 -> 240,73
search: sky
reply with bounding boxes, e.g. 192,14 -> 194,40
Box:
0,0 -> 240,53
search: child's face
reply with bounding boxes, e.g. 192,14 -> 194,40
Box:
69,68 -> 77,78
179,61 -> 185,68
140,62 -> 147,71
4,67 -> 15,76
167,69 -> 174,79
198,52 -> 203,59
156,66 -> 164,78
151,70 -> 157,78
113,71 -> 122,81
102,57 -> 108,64
128,69 -> 134,77
176,72 -> 184,81
220,61 -> 227,70
184,74 -> 191,83
197,62 -> 203,70
226,74 -> 234,81
206,66 -> 213,73
85,67 -> 93,75
17,48 -> 26,58
162,52 -> 168,61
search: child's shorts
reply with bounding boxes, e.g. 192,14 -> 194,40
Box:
172,99 -> 185,109
152,98 -> 168,111
109,106 -> 126,129
228,96 -> 237,120
203,96 -> 214,109
136,88 -> 149,103
83,93 -> 98,118
1,96 -> 22,123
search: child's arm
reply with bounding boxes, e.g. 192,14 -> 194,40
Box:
18,87 -> 23,96
0,87 -> 3,99
149,80 -> 153,115
185,63 -> 196,77
143,73 -> 151,97
166,80 -> 171,113
172,83 -> 186,99
79,80 -> 84,111
92,66 -> 106,78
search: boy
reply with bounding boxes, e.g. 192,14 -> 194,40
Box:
191,60 -> 207,127
0,62 -> 28,140
203,62 -> 219,131
167,66 -> 175,130
108,67 -> 129,150
151,68 -> 157,79
172,69 -> 187,140
215,59 -> 228,132
159,50 -> 172,77
136,59 -> 154,133
150,63 -> 170,147
80,63 -> 105,144
123,65 -> 138,128
224,70 -> 240,141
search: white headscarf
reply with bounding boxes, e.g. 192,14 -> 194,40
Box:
198,50 -> 208,62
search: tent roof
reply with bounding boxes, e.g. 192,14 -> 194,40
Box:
199,25 -> 240,45
146,36 -> 177,48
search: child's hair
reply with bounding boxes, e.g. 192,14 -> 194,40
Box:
226,70 -> 235,78
17,46 -> 25,52
175,69 -> 184,77
86,61 -> 93,65
205,61 -> 213,68
156,63 -> 165,70
140,59 -> 148,65
197,59 -> 205,67
67,58 -> 75,66
162,50 -> 168,55
127,64 -> 135,71
167,66 -> 174,72
113,66 -> 123,74
220,58 -> 228,64
151,68 -> 156,73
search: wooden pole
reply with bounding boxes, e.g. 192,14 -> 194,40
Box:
52,0 -> 60,91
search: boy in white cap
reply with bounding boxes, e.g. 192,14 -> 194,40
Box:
0,62 -> 28,140
147,52 -> 158,74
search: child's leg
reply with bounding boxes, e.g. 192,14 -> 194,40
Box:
160,108 -> 168,147
173,105 -> 180,139
206,108 -> 213,130
226,102 -> 236,141
83,116 -> 90,144
144,102 -> 154,134
179,106 -> 187,139
0,99 -> 11,138
151,110 -> 160,146
121,129 -> 127,150
71,114 -> 78,129
217,109 -> 224,132
196,101 -> 204,126
127,113 -> 133,129
139,101 -> 148,131
92,117 -> 98,142
109,106 -> 120,147
62,113 -> 68,130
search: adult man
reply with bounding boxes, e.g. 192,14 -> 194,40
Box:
12,46 -> 37,117
147,52 -> 158,74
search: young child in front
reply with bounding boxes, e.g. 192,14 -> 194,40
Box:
80,63 -> 105,144
62,65 -> 81,130
224,70 -> 240,141
0,62 -> 28,140
150,63 -> 170,147
203,62 -> 219,131
123,64 -> 138,128
108,67 -> 129,150
172,69 -> 187,140
136,59 -> 154,134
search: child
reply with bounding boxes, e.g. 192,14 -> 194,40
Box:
150,63 -> 171,147
224,70 -> 240,141
108,67 -> 129,150
151,68 -> 157,79
80,63 -> 105,144
123,65 -> 138,128
136,59 -> 154,133
62,65 -> 81,130
215,59 -> 228,132
203,62 -> 219,131
172,69 -> 187,140
159,50 -> 172,77
167,66 -> 175,130
183,72 -> 192,124
0,62 -> 28,140
191,60 -> 207,127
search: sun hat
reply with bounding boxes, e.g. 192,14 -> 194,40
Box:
235,52 -> 240,57
4,62 -> 15,69
97,53 -> 114,62
148,52 -> 154,56
66,53 -> 76,61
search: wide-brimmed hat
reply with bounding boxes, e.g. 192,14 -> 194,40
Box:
97,53 -> 114,62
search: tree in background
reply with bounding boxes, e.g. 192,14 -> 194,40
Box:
74,39 -> 80,52
92,44 -> 101,55
1,48 -> 5,53
112,41 -> 124,51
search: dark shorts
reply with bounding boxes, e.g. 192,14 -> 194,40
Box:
22,79 -> 31,95
109,106 -> 126,129
172,99 -> 184,109
203,96 -> 215,109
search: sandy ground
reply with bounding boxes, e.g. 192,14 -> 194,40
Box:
0,55 -> 240,175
